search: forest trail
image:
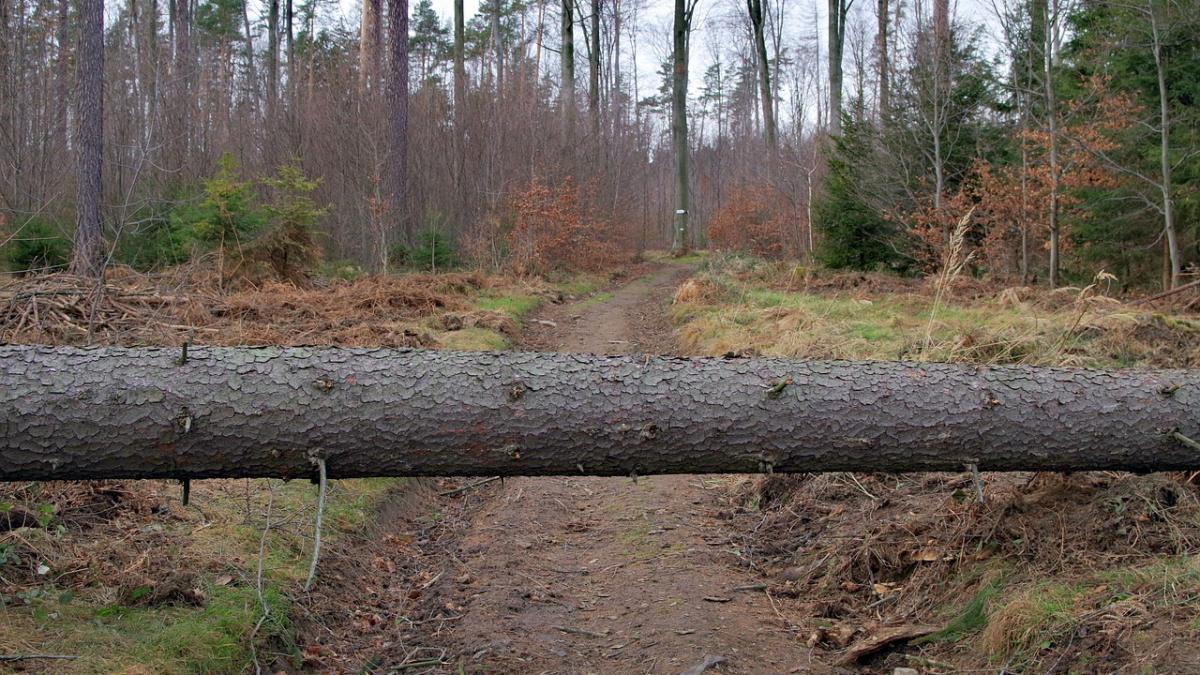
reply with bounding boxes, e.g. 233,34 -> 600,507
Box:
424,264 -> 821,674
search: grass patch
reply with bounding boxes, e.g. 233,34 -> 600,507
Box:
554,275 -> 602,297
646,249 -> 708,265
924,580 -> 1003,643
980,583 -> 1082,665
474,293 -> 541,318
438,326 -> 511,351
578,291 -> 614,308
0,477 -> 401,672
672,267 -> 1178,367
1,561 -> 294,674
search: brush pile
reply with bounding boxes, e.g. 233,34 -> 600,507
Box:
0,268 -> 494,347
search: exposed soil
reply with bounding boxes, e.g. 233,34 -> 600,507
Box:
298,265 -> 823,674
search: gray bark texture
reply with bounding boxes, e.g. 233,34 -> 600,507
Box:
2,345 -> 1199,481
670,0 -> 692,255
71,0 -> 104,279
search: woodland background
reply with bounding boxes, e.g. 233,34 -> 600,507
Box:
0,0 -> 1197,289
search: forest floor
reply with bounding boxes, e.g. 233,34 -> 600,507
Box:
666,254 -> 1200,674
4,256 -> 1200,673
297,262 -> 825,673
0,265 -> 616,673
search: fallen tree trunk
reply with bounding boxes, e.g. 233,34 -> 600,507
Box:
1,345 -> 1198,481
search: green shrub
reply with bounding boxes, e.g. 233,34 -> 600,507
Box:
319,259 -> 364,280
117,155 -> 264,271
249,161 -> 327,280
3,218 -> 72,273
391,227 -> 456,272
115,213 -> 195,270
187,153 -> 263,251
814,116 -> 905,272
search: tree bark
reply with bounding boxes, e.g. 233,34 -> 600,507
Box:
360,0 -> 381,93
1149,3 -> 1179,290
387,0 -> 409,243
876,0 -> 888,116
453,0 -> 465,106
746,0 -> 776,150
71,0 -> 104,279
671,0 -> 693,255
560,0 -> 576,143
589,0 -> 601,136
1043,0 -> 1060,289
827,0 -> 846,135
267,0 -> 279,111
3,346 -> 1199,481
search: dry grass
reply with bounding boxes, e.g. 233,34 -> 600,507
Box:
0,266 -> 580,352
0,266 -> 594,672
922,208 -> 975,355
672,257 -> 1200,368
678,254 -> 1200,672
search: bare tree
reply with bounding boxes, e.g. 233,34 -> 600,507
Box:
747,0 -> 777,149
454,0 -> 465,107
561,0 -> 576,141
1147,0 -> 1179,289
387,0 -> 410,256
72,0 -> 104,278
672,0 -> 699,254
1040,0 -> 1061,287
360,0 -> 382,92
589,0 -> 602,135
828,0 -> 851,134
876,0 -> 889,114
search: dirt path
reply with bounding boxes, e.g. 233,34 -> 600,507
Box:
417,265 -> 820,674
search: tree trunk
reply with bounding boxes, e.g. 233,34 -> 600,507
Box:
491,0 -> 504,91
1044,0 -> 1060,289
560,0 -> 575,143
453,0 -> 465,107
241,0 -> 259,114
671,0 -> 692,255
827,0 -> 845,135
1149,4 -> 1179,290
267,0 -> 279,110
55,0 -> 69,159
876,0 -> 889,115
589,0 -> 601,136
360,0 -> 381,92
286,0 -> 295,102
71,0 -> 104,279
3,346 -> 1199,481
746,0 -> 776,150
387,0 -> 409,243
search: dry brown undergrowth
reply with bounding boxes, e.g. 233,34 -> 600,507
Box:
674,260 -> 1200,672
0,266 -> 575,671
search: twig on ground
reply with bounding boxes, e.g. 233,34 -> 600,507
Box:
249,480 -> 277,675
553,625 -> 609,638
681,654 -> 726,675
392,658 -> 445,670
1133,278 -> 1200,305
438,476 -> 501,496
845,473 -> 879,500
968,463 -> 985,504
304,457 -> 328,592
0,655 -> 80,662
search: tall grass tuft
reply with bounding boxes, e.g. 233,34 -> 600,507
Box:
922,208 -> 976,356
